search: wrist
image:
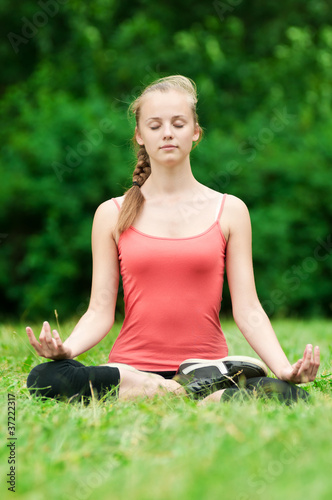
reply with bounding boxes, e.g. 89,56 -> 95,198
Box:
59,341 -> 74,360
275,364 -> 292,381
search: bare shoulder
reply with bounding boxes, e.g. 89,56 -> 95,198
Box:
93,196 -> 123,232
203,186 -> 249,216
221,194 -> 251,240
224,194 -> 249,216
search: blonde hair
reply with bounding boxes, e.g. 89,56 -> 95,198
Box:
116,75 -> 203,236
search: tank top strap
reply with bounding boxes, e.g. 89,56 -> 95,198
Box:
215,193 -> 227,221
112,198 -> 121,211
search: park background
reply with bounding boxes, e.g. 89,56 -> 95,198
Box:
1,2 -> 332,500
0,0 -> 331,323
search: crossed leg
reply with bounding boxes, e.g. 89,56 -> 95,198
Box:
27,361 -> 309,405
27,360 -> 187,401
116,368 -> 187,399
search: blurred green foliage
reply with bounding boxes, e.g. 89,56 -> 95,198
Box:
0,0 -> 331,321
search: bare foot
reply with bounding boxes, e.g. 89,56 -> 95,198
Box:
198,389 -> 226,406
117,368 -> 187,400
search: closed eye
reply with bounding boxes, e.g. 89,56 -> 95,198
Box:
150,124 -> 184,130
150,123 -> 184,130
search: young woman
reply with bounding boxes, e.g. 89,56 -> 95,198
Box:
26,75 -> 320,404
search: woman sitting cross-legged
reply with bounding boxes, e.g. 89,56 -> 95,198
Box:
26,75 -> 320,405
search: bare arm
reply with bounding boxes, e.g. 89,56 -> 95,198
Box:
224,196 -> 320,383
26,200 -> 120,360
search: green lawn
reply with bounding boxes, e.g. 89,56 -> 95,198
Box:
0,318 -> 331,500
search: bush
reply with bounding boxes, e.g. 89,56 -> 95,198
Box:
1,0 -> 331,320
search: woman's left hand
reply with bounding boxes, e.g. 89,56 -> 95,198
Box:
279,344 -> 320,384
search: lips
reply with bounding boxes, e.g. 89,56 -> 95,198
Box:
160,145 -> 177,149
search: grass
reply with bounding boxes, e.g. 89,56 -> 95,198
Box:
0,318 -> 332,500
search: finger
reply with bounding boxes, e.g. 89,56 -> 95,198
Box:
39,321 -> 47,341
40,321 -> 54,347
26,327 -> 43,355
292,359 -> 303,374
314,345 -> 320,366
290,359 -> 303,381
302,344 -> 320,381
26,325 -> 34,338
302,344 -> 309,357
310,346 -> 320,380
300,344 -> 312,372
52,329 -> 63,348
305,343 -> 313,359
26,327 -> 41,347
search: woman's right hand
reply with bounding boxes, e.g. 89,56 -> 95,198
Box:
26,321 -> 73,360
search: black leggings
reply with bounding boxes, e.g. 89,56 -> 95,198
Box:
222,377 -> 310,405
26,360 -> 174,401
27,360 -> 121,401
27,360 -> 309,405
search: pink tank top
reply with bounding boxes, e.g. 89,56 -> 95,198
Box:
108,194 -> 228,371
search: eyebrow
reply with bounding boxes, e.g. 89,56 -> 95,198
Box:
145,115 -> 187,123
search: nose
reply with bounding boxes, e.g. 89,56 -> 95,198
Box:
162,123 -> 173,140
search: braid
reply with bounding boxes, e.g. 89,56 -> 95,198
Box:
132,147 -> 151,187
116,75 -> 203,237
115,146 -> 151,235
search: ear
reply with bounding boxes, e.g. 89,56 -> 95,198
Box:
192,123 -> 201,142
135,126 -> 144,146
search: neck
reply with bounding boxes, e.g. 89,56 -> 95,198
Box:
142,158 -> 199,199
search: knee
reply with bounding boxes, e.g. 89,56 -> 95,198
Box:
246,377 -> 310,404
27,359 -> 82,399
27,361 -> 59,398
274,379 -> 310,404
27,362 -> 49,389
27,362 -> 50,398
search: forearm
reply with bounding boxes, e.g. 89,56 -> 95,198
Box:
63,309 -> 114,358
234,304 -> 292,379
